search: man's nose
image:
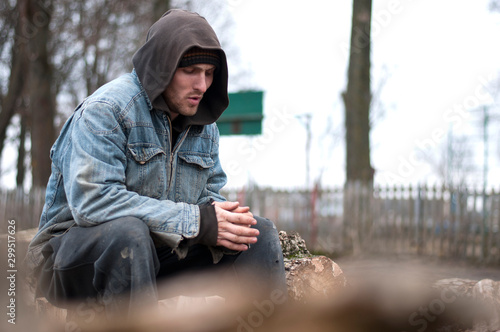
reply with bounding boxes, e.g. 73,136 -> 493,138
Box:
193,74 -> 208,93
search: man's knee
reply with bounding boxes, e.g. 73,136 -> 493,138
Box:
105,217 -> 151,244
254,216 -> 277,232
52,217 -> 152,269
100,217 -> 157,264
252,216 -> 281,255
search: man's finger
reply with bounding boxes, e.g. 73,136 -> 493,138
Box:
214,206 -> 256,226
230,206 -> 251,214
217,232 -> 257,245
213,201 -> 239,211
217,223 -> 258,246
216,239 -> 250,252
218,221 -> 259,238
226,212 -> 256,226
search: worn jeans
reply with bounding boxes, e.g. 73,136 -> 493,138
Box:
37,216 -> 287,318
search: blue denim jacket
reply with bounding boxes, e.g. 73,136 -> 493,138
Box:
26,70 -> 227,274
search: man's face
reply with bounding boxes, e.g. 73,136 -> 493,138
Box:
162,63 -> 215,120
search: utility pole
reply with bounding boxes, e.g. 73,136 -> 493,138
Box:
481,105 -> 489,261
482,106 -> 489,194
297,114 -> 312,189
446,123 -> 453,188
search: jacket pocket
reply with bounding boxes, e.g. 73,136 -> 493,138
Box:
128,144 -> 165,164
176,152 -> 214,202
178,153 -> 214,169
126,143 -> 167,199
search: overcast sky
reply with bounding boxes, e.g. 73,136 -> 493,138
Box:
218,0 -> 500,189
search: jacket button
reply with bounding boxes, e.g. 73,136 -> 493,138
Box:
139,161 -> 146,165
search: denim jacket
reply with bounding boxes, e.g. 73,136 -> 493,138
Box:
26,70 -> 227,276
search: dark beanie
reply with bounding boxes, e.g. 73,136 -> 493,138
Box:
178,47 -> 220,69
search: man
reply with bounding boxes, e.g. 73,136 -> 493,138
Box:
26,9 -> 286,319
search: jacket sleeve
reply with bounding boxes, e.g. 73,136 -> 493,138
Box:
63,100 -> 200,248
184,200 -> 218,246
196,123 -> 227,205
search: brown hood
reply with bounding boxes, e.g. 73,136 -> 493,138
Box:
132,9 -> 229,129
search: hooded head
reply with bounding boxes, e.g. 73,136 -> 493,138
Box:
132,9 -> 229,129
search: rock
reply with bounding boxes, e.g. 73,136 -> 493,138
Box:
434,278 -> 500,332
433,278 -> 479,299
472,279 -> 500,332
430,278 -> 481,331
279,230 -> 347,302
285,255 -> 347,303
279,230 -> 311,259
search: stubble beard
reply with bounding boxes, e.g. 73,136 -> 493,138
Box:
167,95 -> 200,119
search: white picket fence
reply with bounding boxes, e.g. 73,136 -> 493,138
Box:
223,183 -> 500,263
0,187 -> 45,230
2,184 -> 499,263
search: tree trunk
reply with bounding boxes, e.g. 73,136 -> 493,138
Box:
27,0 -> 55,188
0,0 -> 30,162
342,0 -> 373,184
16,115 -> 27,187
152,0 -> 171,23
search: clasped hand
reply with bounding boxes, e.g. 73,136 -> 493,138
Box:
213,201 -> 259,251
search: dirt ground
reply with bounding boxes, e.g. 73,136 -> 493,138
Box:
335,253 -> 500,285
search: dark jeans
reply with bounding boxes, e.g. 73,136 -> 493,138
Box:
37,216 -> 287,318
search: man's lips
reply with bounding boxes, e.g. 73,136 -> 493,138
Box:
187,95 -> 202,106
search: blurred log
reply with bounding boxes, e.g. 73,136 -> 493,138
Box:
285,256 -> 347,303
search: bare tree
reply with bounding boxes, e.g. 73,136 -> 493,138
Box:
342,0 -> 374,184
52,0 -> 155,105
420,134 -> 477,189
490,0 -> 500,12
16,114 -> 28,186
0,0 -> 159,187
370,65 -> 392,129
152,0 -> 171,23
0,0 -> 245,189
172,0 -> 253,91
26,0 -> 56,188
0,0 -> 31,183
